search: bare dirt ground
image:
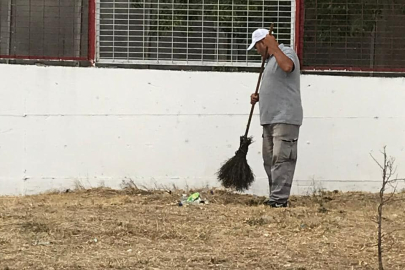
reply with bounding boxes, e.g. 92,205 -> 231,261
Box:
1,187 -> 405,270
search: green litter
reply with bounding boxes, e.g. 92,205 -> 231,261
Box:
186,192 -> 200,202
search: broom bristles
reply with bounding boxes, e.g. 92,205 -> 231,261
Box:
217,136 -> 255,191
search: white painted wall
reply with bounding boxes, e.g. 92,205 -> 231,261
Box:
0,64 -> 404,196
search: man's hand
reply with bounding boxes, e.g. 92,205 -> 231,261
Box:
263,34 -> 280,56
251,93 -> 259,105
262,34 -> 294,73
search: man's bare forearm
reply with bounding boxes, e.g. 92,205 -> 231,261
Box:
272,48 -> 294,73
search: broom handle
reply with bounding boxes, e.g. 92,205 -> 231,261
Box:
244,24 -> 273,138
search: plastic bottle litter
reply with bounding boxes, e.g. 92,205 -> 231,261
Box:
178,192 -> 209,206
187,192 -> 200,202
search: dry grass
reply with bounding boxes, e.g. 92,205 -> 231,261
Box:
1,187 -> 405,270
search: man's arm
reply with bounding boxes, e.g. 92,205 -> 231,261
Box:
272,48 -> 294,73
262,34 -> 294,73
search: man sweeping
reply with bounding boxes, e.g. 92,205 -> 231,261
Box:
248,29 -> 303,208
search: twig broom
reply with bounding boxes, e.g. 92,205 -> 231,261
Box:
217,24 -> 273,191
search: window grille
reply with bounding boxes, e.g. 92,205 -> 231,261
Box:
97,0 -> 296,67
0,0 -> 91,61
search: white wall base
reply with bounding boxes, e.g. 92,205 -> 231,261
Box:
1,64 -> 404,196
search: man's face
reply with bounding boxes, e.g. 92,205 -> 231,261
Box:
255,40 -> 267,57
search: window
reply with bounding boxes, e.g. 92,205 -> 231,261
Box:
97,0 -> 296,67
0,0 -> 92,60
302,0 -> 405,72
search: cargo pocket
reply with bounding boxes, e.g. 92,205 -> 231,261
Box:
275,138 -> 298,163
289,139 -> 298,161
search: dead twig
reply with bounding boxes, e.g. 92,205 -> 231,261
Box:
370,146 -> 405,270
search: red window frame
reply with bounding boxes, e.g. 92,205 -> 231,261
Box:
0,0 -> 96,64
295,0 -> 405,73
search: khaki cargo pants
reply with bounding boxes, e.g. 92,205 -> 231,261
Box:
262,124 -> 300,204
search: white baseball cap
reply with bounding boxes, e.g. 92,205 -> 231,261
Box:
247,28 -> 269,51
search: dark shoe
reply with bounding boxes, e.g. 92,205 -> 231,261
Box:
265,201 -> 288,208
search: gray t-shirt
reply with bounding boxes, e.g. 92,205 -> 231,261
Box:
259,44 -> 303,126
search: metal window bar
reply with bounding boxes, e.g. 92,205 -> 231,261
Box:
97,0 -> 295,67
0,0 -> 91,61
302,0 -> 405,72
290,0 -> 295,48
